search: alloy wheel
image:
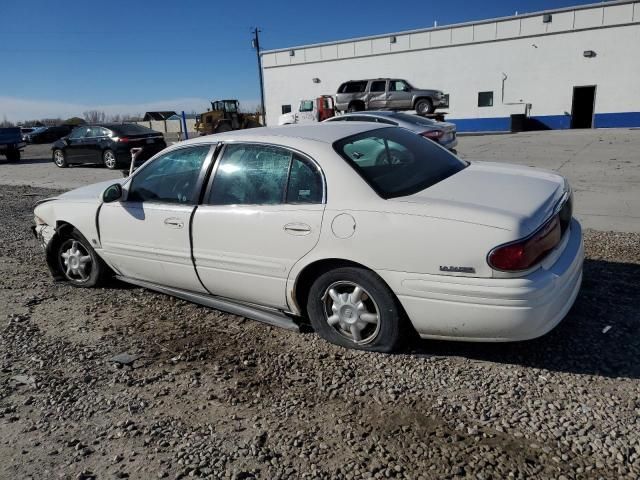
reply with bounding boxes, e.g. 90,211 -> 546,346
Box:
59,239 -> 92,283
54,150 -> 65,167
104,151 -> 117,169
322,281 -> 381,345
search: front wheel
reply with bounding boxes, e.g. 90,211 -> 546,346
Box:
103,149 -> 118,169
56,228 -> 109,287
415,98 -> 434,115
6,150 -> 20,162
53,149 -> 67,168
306,267 -> 403,352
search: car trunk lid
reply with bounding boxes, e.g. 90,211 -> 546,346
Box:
392,161 -> 568,235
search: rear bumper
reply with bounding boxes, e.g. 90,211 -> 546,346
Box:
380,219 -> 583,342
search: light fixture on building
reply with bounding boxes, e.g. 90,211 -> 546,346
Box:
583,50 -> 596,58
289,50 -> 295,56
312,78 -> 320,83
543,13 -> 552,23
390,35 -> 397,43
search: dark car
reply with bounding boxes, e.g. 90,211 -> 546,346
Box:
28,125 -> 74,144
51,123 -> 166,170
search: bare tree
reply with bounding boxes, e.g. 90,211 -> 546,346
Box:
83,110 -> 106,123
0,115 -> 14,127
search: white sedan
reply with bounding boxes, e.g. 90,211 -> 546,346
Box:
32,123 -> 583,352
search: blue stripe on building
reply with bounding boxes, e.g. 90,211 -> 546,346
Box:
448,112 -> 640,132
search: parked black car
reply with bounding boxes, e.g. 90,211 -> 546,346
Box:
28,125 -> 75,144
51,123 -> 166,170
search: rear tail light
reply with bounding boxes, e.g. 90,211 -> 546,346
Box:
118,137 -> 131,143
421,130 -> 444,140
488,215 -> 562,271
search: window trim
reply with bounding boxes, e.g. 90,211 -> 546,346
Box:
123,143 -> 217,205
202,141 -> 327,206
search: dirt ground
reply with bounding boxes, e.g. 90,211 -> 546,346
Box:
0,184 -> 639,480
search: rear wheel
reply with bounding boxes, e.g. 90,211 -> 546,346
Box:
56,228 -> 109,287
53,149 -> 67,168
306,267 -> 403,352
103,149 -> 118,169
415,98 -> 434,115
347,102 -> 364,113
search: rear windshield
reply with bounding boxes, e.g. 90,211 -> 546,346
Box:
333,127 -> 466,199
111,124 -> 157,135
389,112 -> 437,126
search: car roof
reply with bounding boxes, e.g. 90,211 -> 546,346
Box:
176,123 -> 389,148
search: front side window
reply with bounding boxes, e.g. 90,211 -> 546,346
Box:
68,127 -> 87,140
208,144 -> 323,205
389,80 -> 409,92
333,127 -> 466,199
128,145 -> 211,204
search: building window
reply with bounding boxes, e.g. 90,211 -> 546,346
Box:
281,105 -> 292,114
478,91 -> 494,107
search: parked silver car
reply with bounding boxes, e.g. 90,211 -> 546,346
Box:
335,78 -> 447,114
325,111 -> 457,151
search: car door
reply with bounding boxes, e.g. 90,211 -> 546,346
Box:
192,143 -> 325,309
81,126 -> 110,164
387,80 -> 413,109
368,80 -> 388,109
295,100 -> 316,124
98,144 -> 214,292
64,127 -> 90,162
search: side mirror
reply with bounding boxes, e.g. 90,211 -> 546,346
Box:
102,183 -> 123,203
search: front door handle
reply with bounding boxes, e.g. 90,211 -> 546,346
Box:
284,223 -> 311,235
164,217 -> 184,229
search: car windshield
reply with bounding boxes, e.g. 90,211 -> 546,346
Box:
333,127 -> 466,199
389,112 -> 437,126
112,124 -> 157,135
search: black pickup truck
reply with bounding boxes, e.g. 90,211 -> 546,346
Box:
0,127 -> 26,162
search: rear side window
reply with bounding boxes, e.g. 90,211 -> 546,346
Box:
339,81 -> 367,93
208,144 -> 323,205
333,127 -> 466,199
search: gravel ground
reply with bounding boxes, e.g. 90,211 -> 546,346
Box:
1,184 -> 639,480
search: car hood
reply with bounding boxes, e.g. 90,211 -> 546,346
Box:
392,162 -> 567,235
56,179 -> 124,202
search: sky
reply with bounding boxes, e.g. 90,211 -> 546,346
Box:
1,0 -> 598,122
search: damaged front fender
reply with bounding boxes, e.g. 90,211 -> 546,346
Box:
31,224 -> 64,281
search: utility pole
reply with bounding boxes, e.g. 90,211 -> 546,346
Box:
252,27 -> 266,125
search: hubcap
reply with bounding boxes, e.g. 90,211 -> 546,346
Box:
54,151 -> 64,166
323,281 -> 380,345
104,152 -> 116,168
60,240 -> 92,282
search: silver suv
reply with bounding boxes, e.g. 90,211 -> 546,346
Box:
335,78 -> 447,115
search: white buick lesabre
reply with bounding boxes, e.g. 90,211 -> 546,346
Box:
33,123 -> 583,352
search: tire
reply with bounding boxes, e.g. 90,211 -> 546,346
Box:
347,102 -> 364,113
6,150 -> 20,163
214,123 -> 232,134
103,149 -> 119,169
306,267 -> 403,352
56,228 -> 109,288
53,149 -> 67,168
415,98 -> 434,115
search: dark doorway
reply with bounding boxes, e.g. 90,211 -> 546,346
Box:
570,86 -> 596,128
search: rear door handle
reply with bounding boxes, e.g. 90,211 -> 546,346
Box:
164,217 -> 184,228
284,223 -> 312,235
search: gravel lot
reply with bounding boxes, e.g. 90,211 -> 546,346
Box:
1,185 -> 639,480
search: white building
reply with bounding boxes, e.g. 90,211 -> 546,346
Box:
260,0 -> 640,132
